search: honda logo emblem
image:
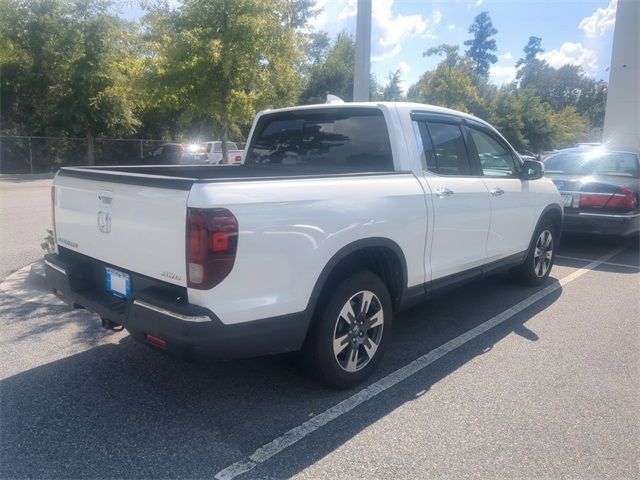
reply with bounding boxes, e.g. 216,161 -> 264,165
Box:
98,211 -> 111,233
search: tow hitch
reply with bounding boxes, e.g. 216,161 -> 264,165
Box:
101,317 -> 124,332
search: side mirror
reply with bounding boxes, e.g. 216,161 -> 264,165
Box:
520,159 -> 544,180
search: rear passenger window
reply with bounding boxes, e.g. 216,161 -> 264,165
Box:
419,122 -> 471,176
246,108 -> 393,173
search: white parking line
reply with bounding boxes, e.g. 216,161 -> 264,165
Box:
556,255 -> 640,271
214,247 -> 625,480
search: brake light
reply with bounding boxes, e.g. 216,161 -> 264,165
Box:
580,186 -> 637,211
186,208 -> 238,289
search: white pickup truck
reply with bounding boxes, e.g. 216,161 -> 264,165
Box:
197,141 -> 244,165
45,102 -> 562,388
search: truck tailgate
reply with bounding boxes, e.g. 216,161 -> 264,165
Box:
53,173 -> 190,286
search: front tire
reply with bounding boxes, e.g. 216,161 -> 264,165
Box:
305,271 -> 393,389
512,220 -> 557,286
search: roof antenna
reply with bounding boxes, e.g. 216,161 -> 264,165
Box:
326,94 -> 344,104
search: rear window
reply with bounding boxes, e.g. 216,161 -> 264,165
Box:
420,122 -> 471,176
245,108 -> 393,173
213,142 -> 238,153
545,150 -> 639,177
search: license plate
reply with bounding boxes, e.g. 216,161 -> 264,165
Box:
561,194 -> 573,208
106,267 -> 131,299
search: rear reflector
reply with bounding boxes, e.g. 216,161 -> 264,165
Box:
186,208 -> 238,289
146,334 -> 167,349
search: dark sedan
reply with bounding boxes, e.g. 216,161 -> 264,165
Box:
544,148 -> 640,237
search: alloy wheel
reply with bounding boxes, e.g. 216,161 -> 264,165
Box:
332,290 -> 384,373
533,229 -> 554,277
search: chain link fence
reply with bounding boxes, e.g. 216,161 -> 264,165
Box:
0,136 -> 165,174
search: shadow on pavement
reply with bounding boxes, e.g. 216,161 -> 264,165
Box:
1,274 -> 562,479
0,295 -> 113,347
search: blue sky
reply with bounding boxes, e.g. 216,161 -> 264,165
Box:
121,0 -> 617,92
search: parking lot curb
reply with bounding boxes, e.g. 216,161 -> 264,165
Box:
0,260 -> 63,306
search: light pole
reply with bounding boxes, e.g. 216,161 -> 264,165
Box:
353,0 -> 372,102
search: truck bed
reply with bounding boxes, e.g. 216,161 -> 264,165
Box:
59,165 -> 404,190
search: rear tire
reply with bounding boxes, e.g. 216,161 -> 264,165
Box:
512,220 -> 557,286
304,271 -> 392,389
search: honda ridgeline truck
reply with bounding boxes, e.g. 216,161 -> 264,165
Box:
45,102 -> 562,388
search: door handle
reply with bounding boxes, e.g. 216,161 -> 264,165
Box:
435,187 -> 454,198
490,187 -> 505,197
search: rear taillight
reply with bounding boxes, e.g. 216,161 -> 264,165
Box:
186,208 -> 238,289
580,186 -> 637,211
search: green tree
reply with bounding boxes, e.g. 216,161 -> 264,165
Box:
516,43 -> 607,136
303,31 -> 331,66
0,0 -> 76,135
516,36 -> 543,67
300,33 -> 355,104
463,11 -> 498,77
1,0 -> 141,165
408,44 -> 484,115
280,0 -> 318,29
490,85 -> 526,151
550,106 -> 589,148
146,0 -> 304,160
56,0 -> 141,163
382,69 -> 403,101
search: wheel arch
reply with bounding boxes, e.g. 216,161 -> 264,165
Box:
528,203 -> 564,255
305,237 -> 409,320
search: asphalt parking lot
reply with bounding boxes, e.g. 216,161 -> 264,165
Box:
1,180 -> 639,479
0,181 -> 640,479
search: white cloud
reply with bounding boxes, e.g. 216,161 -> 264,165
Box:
317,0 -> 442,63
373,1 -> 441,51
371,44 -> 402,62
338,0 -> 357,22
489,65 -> 517,85
396,61 -> 411,74
579,0 -> 617,37
489,52 -> 517,85
538,42 -> 598,75
475,0 -> 483,6
447,24 -> 456,30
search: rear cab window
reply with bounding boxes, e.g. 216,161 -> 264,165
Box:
245,108 -> 394,173
416,120 -> 472,176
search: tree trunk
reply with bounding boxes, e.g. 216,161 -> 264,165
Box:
221,123 -> 228,165
87,131 -> 95,166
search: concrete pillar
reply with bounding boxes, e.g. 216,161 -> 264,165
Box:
603,0 -> 639,152
353,0 -> 372,102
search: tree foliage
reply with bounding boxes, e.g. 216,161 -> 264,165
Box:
463,11 -> 498,77
1,1 -> 609,160
516,36 -> 543,67
144,0 -> 304,158
300,33 -> 355,104
408,44 -> 483,114
383,69 -> 403,101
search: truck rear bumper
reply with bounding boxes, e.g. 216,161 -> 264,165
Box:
44,251 -> 309,361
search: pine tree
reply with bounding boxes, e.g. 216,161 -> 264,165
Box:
463,11 -> 498,78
